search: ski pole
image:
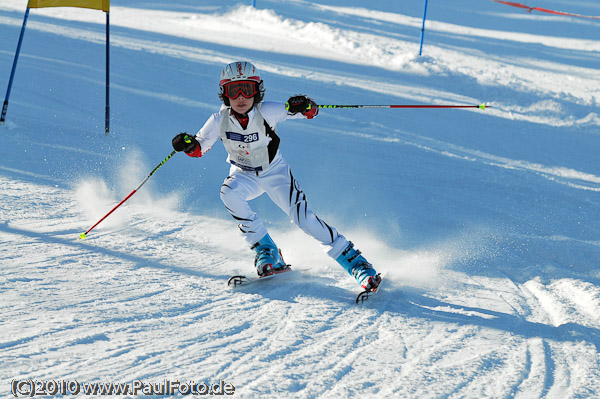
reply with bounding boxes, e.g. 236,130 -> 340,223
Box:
79,150 -> 177,240
317,103 -> 488,110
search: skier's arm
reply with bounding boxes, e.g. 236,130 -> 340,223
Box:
172,112 -> 222,158
259,97 -> 318,127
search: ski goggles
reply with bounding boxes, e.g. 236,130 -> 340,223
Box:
223,81 -> 257,99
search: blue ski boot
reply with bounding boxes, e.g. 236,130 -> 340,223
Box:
252,234 -> 287,276
336,242 -> 381,291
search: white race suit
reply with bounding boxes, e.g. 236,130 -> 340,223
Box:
192,101 -> 349,259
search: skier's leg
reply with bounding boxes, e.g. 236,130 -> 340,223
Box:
262,158 -> 380,290
220,171 -> 286,275
261,158 -> 347,257
220,171 -> 267,246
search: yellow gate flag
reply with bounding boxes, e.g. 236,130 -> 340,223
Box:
27,0 -> 109,12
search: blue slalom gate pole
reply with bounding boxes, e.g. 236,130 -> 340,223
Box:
252,0 -> 256,7
105,11 -> 110,135
1,7 -> 30,124
418,0 -> 429,56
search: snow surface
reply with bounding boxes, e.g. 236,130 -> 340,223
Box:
1,0 -> 599,397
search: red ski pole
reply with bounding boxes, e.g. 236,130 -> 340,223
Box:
317,103 -> 488,110
79,150 -> 177,239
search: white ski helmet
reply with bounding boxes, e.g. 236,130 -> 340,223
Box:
218,61 -> 264,104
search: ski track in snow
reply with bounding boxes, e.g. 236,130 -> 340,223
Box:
1,0 -> 600,397
1,175 -> 599,397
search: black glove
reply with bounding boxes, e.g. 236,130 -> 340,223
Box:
172,133 -> 199,153
286,95 -> 312,114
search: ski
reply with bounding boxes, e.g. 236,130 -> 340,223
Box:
355,274 -> 384,304
229,266 -> 383,305
227,265 -> 293,288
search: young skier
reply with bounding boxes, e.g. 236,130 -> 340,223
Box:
172,61 -> 381,292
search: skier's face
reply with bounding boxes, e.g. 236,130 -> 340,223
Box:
230,95 -> 253,115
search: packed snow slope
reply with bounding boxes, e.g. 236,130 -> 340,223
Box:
1,0 -> 599,397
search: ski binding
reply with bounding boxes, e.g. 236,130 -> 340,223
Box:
356,273 -> 383,304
